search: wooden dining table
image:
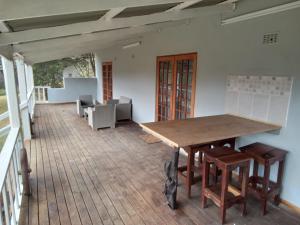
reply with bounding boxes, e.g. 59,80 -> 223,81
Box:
140,114 -> 281,208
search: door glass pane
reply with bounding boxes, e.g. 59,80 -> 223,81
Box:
157,60 -> 173,121
103,63 -> 113,101
175,58 -> 195,120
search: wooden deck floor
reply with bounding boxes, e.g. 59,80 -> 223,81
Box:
19,104 -> 300,225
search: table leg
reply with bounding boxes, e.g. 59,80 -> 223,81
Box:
274,159 -> 285,206
241,162 -> 250,216
262,163 -> 270,215
220,167 -> 229,224
186,147 -> 195,198
201,156 -> 210,209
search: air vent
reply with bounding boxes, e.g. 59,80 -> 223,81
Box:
263,33 -> 279,45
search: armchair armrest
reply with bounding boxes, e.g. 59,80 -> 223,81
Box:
76,100 -> 84,117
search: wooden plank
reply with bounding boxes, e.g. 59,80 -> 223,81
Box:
35,110 -> 50,225
36,110 -> 61,225
49,106 -> 127,225
141,114 -> 281,148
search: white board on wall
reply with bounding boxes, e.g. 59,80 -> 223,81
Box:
225,75 -> 293,126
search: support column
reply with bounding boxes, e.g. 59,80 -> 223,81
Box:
14,54 -> 31,140
95,53 -> 104,103
1,55 -> 21,129
25,64 -> 35,117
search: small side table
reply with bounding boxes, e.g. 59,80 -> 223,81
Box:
201,147 -> 251,224
239,143 -> 288,215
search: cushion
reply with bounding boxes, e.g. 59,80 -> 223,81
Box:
119,96 -> 131,104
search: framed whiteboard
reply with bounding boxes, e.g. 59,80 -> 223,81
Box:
225,75 -> 293,126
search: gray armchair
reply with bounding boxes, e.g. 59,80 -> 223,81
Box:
107,96 -> 132,121
76,95 -> 95,117
87,104 -> 116,130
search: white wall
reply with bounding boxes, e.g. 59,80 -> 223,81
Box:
95,7 -> 300,207
48,77 -> 97,103
95,53 -> 104,103
63,65 -> 81,78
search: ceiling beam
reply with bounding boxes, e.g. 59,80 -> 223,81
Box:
14,20 -> 186,55
167,0 -> 204,11
0,45 -> 13,59
23,21 -> 186,64
0,21 -> 10,32
0,0 -> 189,21
99,7 -> 126,21
0,4 -> 230,46
222,0 -> 300,25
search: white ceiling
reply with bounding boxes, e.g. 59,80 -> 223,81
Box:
0,0 -> 296,64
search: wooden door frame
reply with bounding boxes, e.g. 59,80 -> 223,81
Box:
155,52 -> 197,121
102,61 -> 112,102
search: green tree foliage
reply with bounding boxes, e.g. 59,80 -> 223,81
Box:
33,53 -> 95,88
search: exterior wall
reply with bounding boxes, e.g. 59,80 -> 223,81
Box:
95,8 -> 300,207
63,65 -> 81,78
48,77 -> 97,103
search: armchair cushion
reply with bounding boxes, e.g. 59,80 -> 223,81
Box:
119,96 -> 132,104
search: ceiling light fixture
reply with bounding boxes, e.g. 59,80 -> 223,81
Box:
222,0 -> 300,25
122,41 -> 141,49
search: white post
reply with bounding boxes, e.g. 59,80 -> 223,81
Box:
43,87 -> 46,102
14,53 -> 32,140
95,53 -> 104,103
28,65 -> 36,110
25,64 -> 35,117
1,56 -> 21,129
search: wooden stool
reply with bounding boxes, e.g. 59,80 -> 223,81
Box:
239,143 -> 288,215
201,147 -> 251,224
178,138 -> 236,198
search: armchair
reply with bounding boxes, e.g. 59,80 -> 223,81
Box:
87,104 -> 116,130
76,95 -> 95,117
107,96 -> 132,121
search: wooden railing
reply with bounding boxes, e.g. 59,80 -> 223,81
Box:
34,86 -> 49,104
0,128 -> 23,225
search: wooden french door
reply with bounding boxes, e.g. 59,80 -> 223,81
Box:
102,62 -> 113,101
156,53 -> 197,121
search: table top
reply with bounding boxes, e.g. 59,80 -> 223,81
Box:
141,114 -> 281,148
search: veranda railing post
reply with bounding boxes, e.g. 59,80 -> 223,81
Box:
2,185 -> 10,225
43,87 -> 46,102
1,56 -> 21,129
14,53 -> 32,140
25,64 -> 35,117
1,55 -> 25,225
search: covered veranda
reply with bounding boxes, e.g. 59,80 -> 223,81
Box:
1,1 -> 300,225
